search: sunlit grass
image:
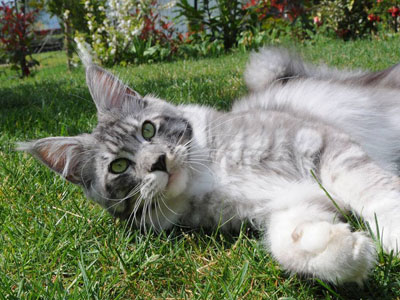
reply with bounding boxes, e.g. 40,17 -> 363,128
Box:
1,36 -> 400,299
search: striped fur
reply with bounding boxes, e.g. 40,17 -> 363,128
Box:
18,46 -> 400,285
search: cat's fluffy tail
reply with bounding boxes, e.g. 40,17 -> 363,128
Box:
244,47 -> 374,93
244,48 -> 306,93
244,47 -> 400,92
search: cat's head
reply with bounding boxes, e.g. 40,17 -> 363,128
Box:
18,63 -> 194,230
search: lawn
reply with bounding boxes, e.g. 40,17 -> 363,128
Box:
1,36 -> 400,299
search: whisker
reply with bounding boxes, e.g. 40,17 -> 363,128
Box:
157,194 -> 190,228
147,195 -> 158,233
154,195 -> 163,230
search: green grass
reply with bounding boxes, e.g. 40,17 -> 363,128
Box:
2,36 -> 400,299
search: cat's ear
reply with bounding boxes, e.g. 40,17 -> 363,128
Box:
85,64 -> 144,114
76,42 -> 144,114
17,136 -> 92,185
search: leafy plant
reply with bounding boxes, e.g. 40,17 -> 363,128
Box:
77,0 -> 178,66
0,1 -> 39,77
128,36 -> 172,64
314,0 -> 376,39
44,0 -> 88,70
177,31 -> 225,58
176,0 -> 307,51
368,0 -> 400,33
176,0 -> 249,51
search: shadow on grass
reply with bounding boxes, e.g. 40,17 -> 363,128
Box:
135,76 -> 242,111
1,73 -> 243,142
0,79 -> 96,139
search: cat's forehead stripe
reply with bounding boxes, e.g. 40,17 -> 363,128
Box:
112,124 -> 131,137
102,137 -> 120,148
121,122 -> 138,134
122,117 -> 140,128
97,119 -> 139,139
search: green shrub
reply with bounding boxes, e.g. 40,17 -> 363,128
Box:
76,0 -> 178,66
313,0 -> 375,39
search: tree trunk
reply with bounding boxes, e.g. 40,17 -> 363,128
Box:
64,18 -> 73,70
20,54 -> 30,77
17,0 -> 30,77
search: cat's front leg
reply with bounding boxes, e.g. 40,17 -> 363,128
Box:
320,138 -> 400,254
264,182 -> 375,284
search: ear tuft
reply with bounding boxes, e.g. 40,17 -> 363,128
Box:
75,39 -> 94,69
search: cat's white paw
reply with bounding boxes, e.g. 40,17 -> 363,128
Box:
292,222 -> 376,284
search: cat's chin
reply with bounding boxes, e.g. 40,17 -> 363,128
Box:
165,168 -> 189,198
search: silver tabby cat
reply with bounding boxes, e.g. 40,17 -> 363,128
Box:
18,46 -> 400,285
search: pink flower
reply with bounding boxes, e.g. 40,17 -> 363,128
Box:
313,16 -> 322,26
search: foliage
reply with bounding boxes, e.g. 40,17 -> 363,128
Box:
0,1 -> 39,77
368,0 -> 400,33
34,0 -> 400,67
237,19 -> 290,51
313,0 -> 375,39
45,0 -> 87,33
176,31 -> 225,58
41,0 -> 88,69
235,0 -> 400,43
176,0 -> 311,52
77,0 -> 178,66
176,0 -> 261,51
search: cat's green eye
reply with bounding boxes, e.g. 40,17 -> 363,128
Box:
142,121 -> 156,140
110,158 -> 130,174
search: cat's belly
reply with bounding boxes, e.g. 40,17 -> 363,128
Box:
180,167 -> 295,231
180,110 -> 329,230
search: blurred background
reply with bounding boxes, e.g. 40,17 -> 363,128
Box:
1,0 -> 399,78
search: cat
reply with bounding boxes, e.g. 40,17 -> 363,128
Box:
17,45 -> 400,285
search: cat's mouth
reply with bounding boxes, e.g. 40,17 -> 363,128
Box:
161,149 -> 189,196
132,170 -> 184,215
167,171 -> 179,187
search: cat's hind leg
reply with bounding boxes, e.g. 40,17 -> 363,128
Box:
264,183 -> 376,284
320,138 -> 400,254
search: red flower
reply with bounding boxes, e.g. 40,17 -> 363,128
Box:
368,14 -> 380,22
243,0 -> 258,10
0,2 -> 37,76
271,0 -> 285,13
388,6 -> 400,17
258,12 -> 266,20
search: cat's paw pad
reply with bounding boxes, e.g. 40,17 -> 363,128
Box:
292,221 -> 332,254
